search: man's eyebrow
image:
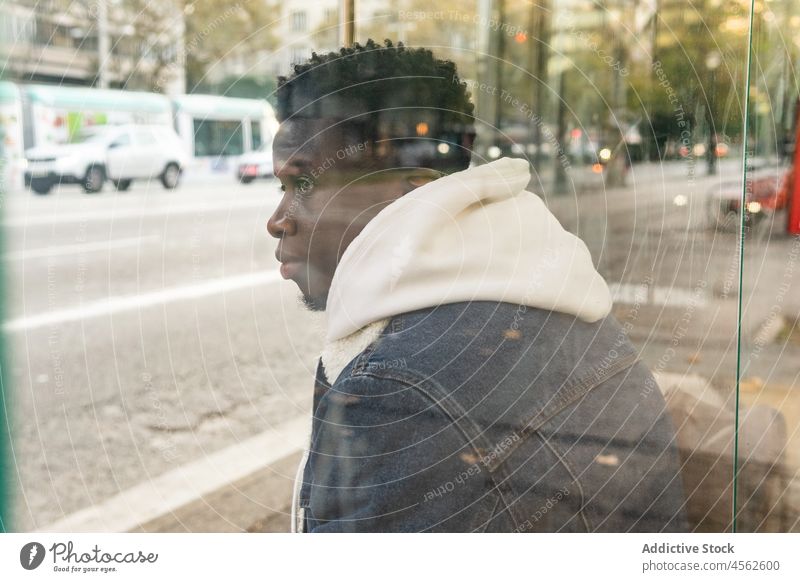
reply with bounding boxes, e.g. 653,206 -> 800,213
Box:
285,157 -> 312,167
275,156 -> 313,177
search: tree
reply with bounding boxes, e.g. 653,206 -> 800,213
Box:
107,0 -> 185,92
625,0 -> 750,161
181,0 -> 279,91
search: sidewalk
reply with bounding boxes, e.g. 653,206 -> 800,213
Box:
76,373 -> 800,532
37,417 -> 308,533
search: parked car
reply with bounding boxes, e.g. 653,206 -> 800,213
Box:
24,124 -> 188,195
237,143 -> 274,184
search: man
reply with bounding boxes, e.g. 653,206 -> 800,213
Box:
267,40 -> 687,532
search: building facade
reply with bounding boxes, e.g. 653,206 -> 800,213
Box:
1,0 -> 185,94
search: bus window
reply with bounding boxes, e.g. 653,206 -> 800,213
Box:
192,119 -> 244,157
251,120 -> 262,151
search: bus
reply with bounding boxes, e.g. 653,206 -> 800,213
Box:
172,94 -> 279,178
20,84 -> 174,149
3,82 -> 278,192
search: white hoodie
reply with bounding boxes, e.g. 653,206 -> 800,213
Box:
292,156 -> 613,532
319,156 -> 612,382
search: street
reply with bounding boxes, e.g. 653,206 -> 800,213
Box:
2,177 -> 322,531
3,159 -> 798,532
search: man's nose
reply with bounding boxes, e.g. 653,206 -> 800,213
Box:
267,204 -> 297,239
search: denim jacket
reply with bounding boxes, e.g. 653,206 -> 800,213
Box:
295,301 -> 688,532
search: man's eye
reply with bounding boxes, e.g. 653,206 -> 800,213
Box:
295,175 -> 315,195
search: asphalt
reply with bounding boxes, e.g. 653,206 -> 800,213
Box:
3,178 -> 322,531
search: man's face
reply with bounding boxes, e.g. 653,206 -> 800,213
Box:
267,119 -> 408,310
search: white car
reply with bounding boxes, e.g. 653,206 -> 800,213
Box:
236,142 -> 274,184
24,124 -> 189,195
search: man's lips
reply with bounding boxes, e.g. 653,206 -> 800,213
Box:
275,251 -> 304,280
279,261 -> 301,280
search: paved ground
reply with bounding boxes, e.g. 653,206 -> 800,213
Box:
2,158 -> 798,532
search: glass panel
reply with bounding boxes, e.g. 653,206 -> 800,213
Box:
738,0 -> 800,533
7,0 -> 800,535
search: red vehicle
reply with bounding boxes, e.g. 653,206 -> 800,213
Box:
708,164 -> 789,231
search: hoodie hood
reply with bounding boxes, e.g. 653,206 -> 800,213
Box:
324,157 -> 612,343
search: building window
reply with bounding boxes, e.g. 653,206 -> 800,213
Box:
291,10 -> 307,32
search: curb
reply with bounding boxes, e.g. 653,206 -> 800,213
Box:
37,416 -> 309,533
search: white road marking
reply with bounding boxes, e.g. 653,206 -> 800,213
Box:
3,198 -> 278,227
37,416 -> 309,533
3,269 -> 282,332
3,235 -> 161,261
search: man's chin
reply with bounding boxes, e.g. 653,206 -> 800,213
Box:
300,293 -> 328,312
